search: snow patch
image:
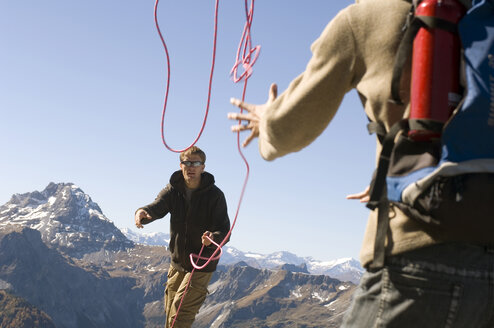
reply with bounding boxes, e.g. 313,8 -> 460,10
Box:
48,196 -> 57,206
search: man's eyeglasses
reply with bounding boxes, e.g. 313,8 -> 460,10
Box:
181,161 -> 204,167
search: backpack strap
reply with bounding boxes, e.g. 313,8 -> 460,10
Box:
367,120 -> 409,210
409,119 -> 445,134
367,120 -> 409,269
367,120 -> 387,144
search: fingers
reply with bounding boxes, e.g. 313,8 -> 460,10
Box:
231,124 -> 251,133
228,114 -> 259,146
135,209 -> 150,229
268,83 -> 278,102
135,213 -> 141,228
230,97 -> 256,112
346,194 -> 369,202
227,112 -> 252,122
139,209 -> 151,219
346,191 -> 367,199
242,131 -> 256,147
347,194 -> 370,203
360,195 -> 370,203
202,231 -> 213,246
346,186 -> 370,203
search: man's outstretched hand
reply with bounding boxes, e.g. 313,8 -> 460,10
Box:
228,83 -> 278,147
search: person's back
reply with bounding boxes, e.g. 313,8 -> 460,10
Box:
335,0 -> 439,270
253,0 -> 439,268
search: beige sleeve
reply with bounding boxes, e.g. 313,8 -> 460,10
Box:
258,9 -> 357,161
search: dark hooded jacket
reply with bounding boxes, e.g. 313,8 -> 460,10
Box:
139,170 -> 230,272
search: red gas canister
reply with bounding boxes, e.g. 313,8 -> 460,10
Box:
409,0 -> 466,141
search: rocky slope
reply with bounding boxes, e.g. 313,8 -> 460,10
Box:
196,264 -> 355,328
0,289 -> 56,328
0,225 -> 145,327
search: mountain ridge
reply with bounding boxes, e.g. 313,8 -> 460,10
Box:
0,182 -> 362,283
122,228 -> 364,284
0,182 -> 358,327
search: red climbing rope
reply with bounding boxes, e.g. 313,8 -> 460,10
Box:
154,0 -> 219,153
188,0 -> 260,272
154,0 -> 259,326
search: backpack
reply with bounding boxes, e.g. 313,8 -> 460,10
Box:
366,0 -> 494,269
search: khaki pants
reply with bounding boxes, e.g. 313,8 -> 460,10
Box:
164,266 -> 213,328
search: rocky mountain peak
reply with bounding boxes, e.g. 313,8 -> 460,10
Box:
0,182 -> 132,258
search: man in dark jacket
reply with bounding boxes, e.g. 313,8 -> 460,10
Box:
135,146 -> 230,328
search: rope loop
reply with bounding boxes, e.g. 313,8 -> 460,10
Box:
189,236 -> 223,270
230,0 -> 261,83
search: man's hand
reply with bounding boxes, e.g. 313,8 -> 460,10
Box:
202,231 -> 213,246
228,83 -> 278,147
135,209 -> 151,229
346,186 -> 370,203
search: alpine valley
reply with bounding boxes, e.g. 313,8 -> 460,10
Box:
0,183 -> 363,328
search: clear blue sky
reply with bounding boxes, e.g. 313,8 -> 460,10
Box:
1,0 -> 377,262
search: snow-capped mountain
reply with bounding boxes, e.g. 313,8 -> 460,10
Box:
0,182 -> 359,327
307,257 -> 364,284
0,182 -> 132,257
0,182 -> 362,283
120,227 -> 170,246
122,229 -> 364,283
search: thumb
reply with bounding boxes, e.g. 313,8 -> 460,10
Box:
268,83 -> 278,103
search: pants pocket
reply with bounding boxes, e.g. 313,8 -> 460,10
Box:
378,268 -> 463,328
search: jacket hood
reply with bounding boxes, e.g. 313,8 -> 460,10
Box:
169,170 -> 215,192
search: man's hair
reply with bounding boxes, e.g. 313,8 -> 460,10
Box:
180,146 -> 206,163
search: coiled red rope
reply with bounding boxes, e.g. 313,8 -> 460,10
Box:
230,0 -> 260,83
153,0 -> 259,326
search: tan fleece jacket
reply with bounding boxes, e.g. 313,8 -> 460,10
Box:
257,0 -> 443,268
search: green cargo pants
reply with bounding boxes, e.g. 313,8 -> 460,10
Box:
164,266 -> 213,328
